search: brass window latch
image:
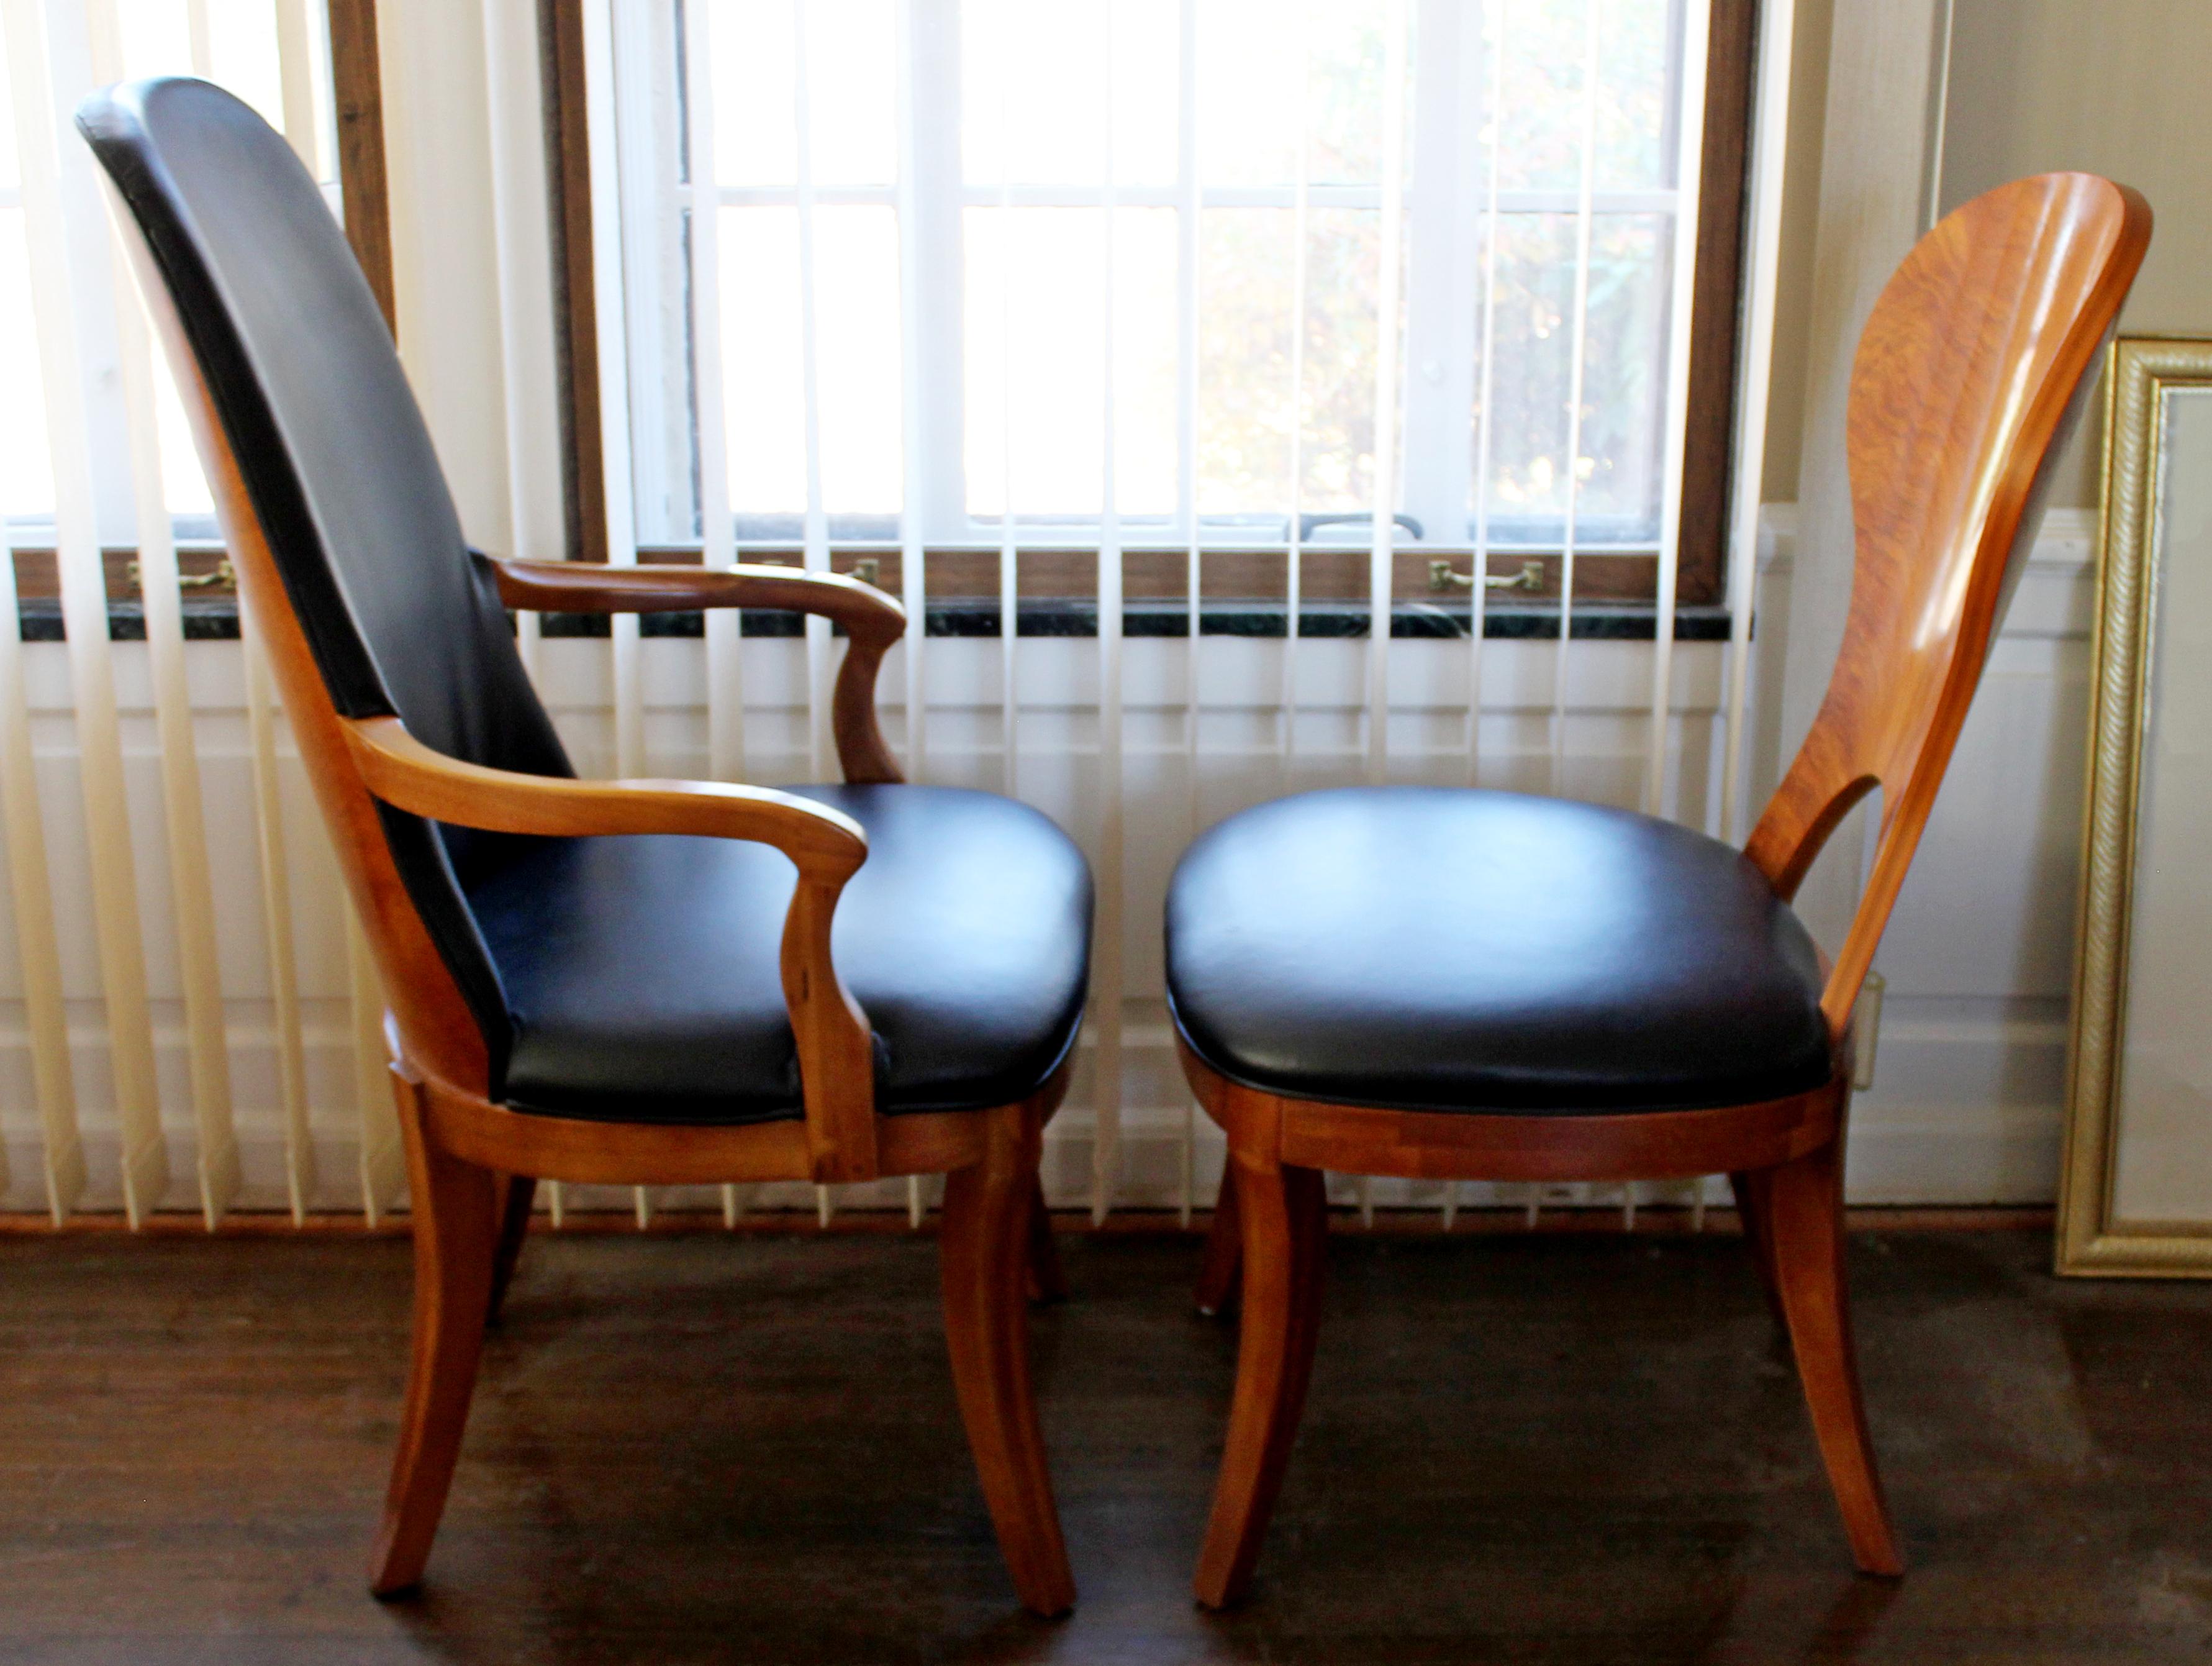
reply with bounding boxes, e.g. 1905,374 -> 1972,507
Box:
127,557 -> 235,591
1428,557 -> 1543,594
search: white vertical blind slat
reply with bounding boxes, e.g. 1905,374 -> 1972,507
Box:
896,0 -> 931,1229
481,0 -> 568,1227
1089,5 -> 1125,1224
1721,0 -> 1797,846
586,0 -> 649,1228
994,9 -> 1018,801
1638,0 -> 1716,1229
583,0 -> 643,776
1358,0 -> 1409,1239
332,1 -> 396,1229
1466,4 -> 1507,788
685,0 -> 744,784
3,0 -> 168,1224
1280,1 -> 1312,784
1174,0 -> 1201,1229
87,0 -> 240,1229
1642,0 -> 1711,819
894,0 -> 928,787
790,0 -> 832,787
789,0 -> 835,1224
184,0 -> 211,80
253,0 -> 325,1224
0,527 -> 77,1219
1548,0 -> 1603,797
1444,2 -> 1508,1237
482,0 -> 561,696
273,0 -> 320,175
331,0 -> 400,1231
1364,0 -> 1407,790
240,611 -> 314,1221
516,598 -> 543,681
108,254 -> 240,1225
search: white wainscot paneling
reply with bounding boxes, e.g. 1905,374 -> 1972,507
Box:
0,509 -> 2097,1214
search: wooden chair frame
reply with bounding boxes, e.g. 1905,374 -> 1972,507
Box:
121,236 -> 1076,1616
1182,174 -> 2152,1609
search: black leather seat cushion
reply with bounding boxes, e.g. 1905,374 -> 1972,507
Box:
465,785 -> 1092,1125
1165,787 -> 1832,1115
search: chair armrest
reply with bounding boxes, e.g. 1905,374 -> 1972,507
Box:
342,714 -> 881,1183
489,557 -> 905,786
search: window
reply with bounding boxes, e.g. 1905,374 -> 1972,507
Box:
601,0 -> 1745,610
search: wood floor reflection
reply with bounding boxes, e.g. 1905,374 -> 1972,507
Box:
1,1223 -> 2207,1664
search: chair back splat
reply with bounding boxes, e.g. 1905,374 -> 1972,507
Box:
1747,173 -> 2149,1034
1161,173 -> 2151,1610
78,78 -> 567,1097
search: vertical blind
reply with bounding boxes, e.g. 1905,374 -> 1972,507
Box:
0,0 -> 368,1228
587,0 -> 1793,1226
0,0 -> 1796,1227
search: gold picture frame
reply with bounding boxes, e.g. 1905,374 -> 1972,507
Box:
2057,337 -> 2212,1275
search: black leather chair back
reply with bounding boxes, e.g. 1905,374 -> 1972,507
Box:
78,77 -> 567,1058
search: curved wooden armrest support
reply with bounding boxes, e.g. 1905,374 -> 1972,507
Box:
342,714 -> 882,1182
489,557 -> 905,784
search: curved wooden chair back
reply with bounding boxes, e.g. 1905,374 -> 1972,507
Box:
1746,173 -> 2150,1034
84,82 -> 512,1099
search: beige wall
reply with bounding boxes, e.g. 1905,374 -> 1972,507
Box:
1939,0 -> 2212,505
1766,0 -> 2212,507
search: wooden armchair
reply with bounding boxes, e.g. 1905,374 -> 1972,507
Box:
82,78 -> 1084,1616
1166,173 -> 2150,1606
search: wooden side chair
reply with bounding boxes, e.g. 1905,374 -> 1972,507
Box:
81,78 -> 1086,1616
1166,173 -> 2150,1608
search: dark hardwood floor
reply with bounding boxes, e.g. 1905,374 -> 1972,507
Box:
0,1221 -> 2208,1664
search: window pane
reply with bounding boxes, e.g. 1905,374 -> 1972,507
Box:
812,205 -> 904,512
810,0 -> 897,186
1494,0 -> 1596,196
1305,4 -> 1385,187
1113,207 -> 1181,518
656,0 -> 1704,560
710,0 -> 782,186
1593,0 -> 1676,191
709,0 -> 899,187
965,207 -> 1105,517
1470,209 -> 1667,546
1572,214 -> 1670,540
1475,212 -> 1578,539
718,207 -> 807,514
1297,206 -> 1382,514
1197,207 -> 1293,519
963,0 -> 1177,189
1194,0 -> 1302,188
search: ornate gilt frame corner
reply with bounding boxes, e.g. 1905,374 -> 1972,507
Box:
2056,337 -> 2212,1277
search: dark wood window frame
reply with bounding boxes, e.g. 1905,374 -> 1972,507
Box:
540,0 -> 1764,622
325,0 -> 395,334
